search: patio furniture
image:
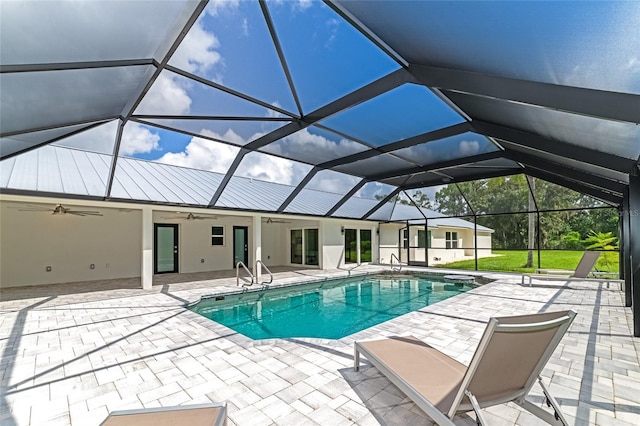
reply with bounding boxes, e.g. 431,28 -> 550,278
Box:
100,403 -> 227,426
522,251 -> 622,288
354,310 -> 576,426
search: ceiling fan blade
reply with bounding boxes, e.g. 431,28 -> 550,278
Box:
18,208 -> 53,212
71,211 -> 103,216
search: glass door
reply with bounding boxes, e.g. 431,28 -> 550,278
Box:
344,228 -> 357,263
155,224 -> 178,274
304,229 -> 319,266
360,229 -> 372,263
291,229 -> 303,264
233,226 -> 248,268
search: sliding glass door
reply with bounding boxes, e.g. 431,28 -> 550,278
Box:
291,228 -> 319,266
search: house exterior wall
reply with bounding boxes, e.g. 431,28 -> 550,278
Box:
378,224 -> 493,266
0,196 -> 488,288
1,203 -> 142,287
154,213 -> 254,273
322,220 -> 378,268
379,223 -> 400,264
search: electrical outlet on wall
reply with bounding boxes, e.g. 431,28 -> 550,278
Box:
201,258 -> 205,263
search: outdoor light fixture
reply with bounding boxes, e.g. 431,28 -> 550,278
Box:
341,226 -> 344,235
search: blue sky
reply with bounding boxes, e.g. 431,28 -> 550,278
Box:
125,0 -> 421,199
48,0 -> 640,202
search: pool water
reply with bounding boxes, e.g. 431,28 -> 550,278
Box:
189,274 -> 474,340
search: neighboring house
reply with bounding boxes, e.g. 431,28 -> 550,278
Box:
0,146 -> 492,288
378,206 -> 493,267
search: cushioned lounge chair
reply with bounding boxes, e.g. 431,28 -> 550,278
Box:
522,251 -> 622,288
354,310 -> 576,426
100,403 -> 227,426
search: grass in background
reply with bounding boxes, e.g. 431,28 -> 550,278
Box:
434,250 -> 619,274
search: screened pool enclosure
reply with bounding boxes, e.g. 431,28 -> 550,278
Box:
1,1 -> 639,335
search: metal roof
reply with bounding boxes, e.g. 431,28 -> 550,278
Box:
1,0 -> 636,218
0,144 -> 489,231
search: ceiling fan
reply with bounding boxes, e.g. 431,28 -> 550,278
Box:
263,217 -> 291,224
160,212 -> 218,221
16,203 -> 103,217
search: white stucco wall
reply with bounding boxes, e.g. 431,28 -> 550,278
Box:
1,195 -> 490,288
321,220 -> 378,268
155,213 -> 255,273
379,223 -> 401,264
379,224 -> 493,265
321,220 -> 344,269
1,202 -> 142,287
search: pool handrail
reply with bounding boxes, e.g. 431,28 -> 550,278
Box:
236,261 -> 254,287
256,260 -> 274,286
390,253 -> 403,271
346,263 -> 362,276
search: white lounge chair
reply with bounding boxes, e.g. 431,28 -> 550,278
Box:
354,310 -> 576,426
522,251 -> 622,288
100,403 -> 227,426
522,251 -> 624,290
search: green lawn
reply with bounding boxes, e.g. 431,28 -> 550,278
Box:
433,250 -> 620,274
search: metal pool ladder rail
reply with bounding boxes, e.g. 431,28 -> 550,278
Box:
236,261 -> 254,286
256,260 -> 274,286
390,253 -> 403,271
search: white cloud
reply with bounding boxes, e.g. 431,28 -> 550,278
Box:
120,124 -> 160,156
170,20 -> 222,75
357,182 -> 394,200
242,18 -> 249,37
459,140 -> 480,155
625,56 -> 640,72
306,171 -> 360,194
293,0 -> 313,12
268,128 -> 365,163
53,120 -> 119,154
236,151 -> 311,185
265,101 -> 288,118
205,0 -> 240,17
136,74 -> 192,115
156,129 -> 240,173
325,18 -> 339,47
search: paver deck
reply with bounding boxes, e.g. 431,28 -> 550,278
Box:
1,266 -> 638,425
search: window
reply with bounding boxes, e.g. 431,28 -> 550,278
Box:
418,229 -> 432,248
402,229 -> 409,249
446,231 -> 458,249
211,226 -> 224,246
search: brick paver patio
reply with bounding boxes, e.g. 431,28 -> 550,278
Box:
1,266 -> 638,425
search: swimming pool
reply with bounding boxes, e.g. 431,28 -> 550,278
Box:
189,274 -> 475,340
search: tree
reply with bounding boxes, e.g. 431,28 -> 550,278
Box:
526,176 -> 536,268
403,190 -> 433,209
375,190 -> 433,210
583,230 -> 618,271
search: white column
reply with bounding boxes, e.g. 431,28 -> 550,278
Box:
141,207 -> 153,290
373,224 -> 378,264
318,220 -> 324,269
253,215 -> 262,281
